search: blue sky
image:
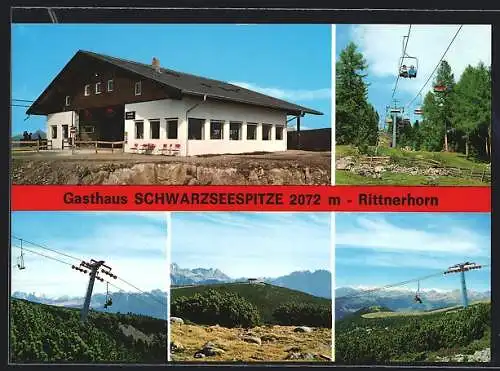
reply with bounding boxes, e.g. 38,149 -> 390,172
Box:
336,25 -> 491,128
11,24 -> 331,135
335,213 -> 491,292
11,212 -> 168,297
171,212 -> 331,278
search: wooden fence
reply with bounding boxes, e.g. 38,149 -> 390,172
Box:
73,141 -> 125,153
11,140 -> 53,152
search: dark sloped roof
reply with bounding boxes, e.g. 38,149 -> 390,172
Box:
29,50 -> 323,116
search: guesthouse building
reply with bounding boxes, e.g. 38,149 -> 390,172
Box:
26,50 -> 322,156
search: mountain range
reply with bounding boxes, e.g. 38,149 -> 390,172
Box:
12,129 -> 46,140
170,263 -> 332,298
335,286 -> 491,319
12,290 -> 167,320
12,265 -> 490,321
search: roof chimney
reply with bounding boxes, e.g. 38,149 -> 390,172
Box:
152,57 -> 161,72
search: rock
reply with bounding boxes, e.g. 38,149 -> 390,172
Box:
170,316 -> 184,324
336,157 -> 354,170
170,341 -> 184,352
285,352 -> 316,360
241,335 -> 262,345
12,157 -> 331,185
197,341 -> 226,357
294,326 -> 313,333
202,341 -> 216,349
261,334 -> 279,342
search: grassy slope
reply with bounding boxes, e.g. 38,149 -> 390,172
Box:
171,323 -> 332,362
362,301 -> 491,319
336,145 -> 490,186
336,302 -> 491,363
10,298 -> 167,363
171,283 -> 330,324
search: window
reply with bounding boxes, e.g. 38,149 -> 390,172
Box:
150,120 -> 160,139
229,122 -> 242,140
262,124 -> 272,141
188,118 -> 204,140
51,125 -> 57,139
275,125 -> 284,140
210,120 -> 224,140
247,123 -> 257,140
84,84 -> 91,96
107,79 -> 114,92
80,125 -> 95,134
135,121 -> 144,139
65,96 -> 71,106
95,82 -> 102,94
135,81 -> 142,96
62,125 -> 69,139
167,119 -> 178,139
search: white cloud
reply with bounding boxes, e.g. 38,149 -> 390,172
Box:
230,81 -> 331,101
171,212 -> 330,278
351,24 -> 491,97
11,213 -> 168,298
336,214 -> 489,256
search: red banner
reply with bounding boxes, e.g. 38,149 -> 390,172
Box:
10,185 -> 490,212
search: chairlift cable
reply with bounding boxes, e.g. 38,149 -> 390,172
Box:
12,237 -> 167,313
116,276 -> 167,308
12,244 -> 74,267
336,263 -> 489,302
405,25 -> 463,109
11,235 -> 83,263
391,24 -> 412,99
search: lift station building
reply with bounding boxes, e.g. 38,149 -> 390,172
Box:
26,50 -> 322,156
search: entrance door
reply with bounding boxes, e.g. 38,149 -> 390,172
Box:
62,125 -> 69,149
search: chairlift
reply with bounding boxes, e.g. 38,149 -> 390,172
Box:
104,281 -> 113,309
433,85 -> 449,93
414,93 -> 423,115
414,280 -> 423,304
17,240 -> 26,270
399,56 -> 418,79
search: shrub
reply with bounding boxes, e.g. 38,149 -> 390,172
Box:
171,289 -> 261,328
272,302 -> 331,327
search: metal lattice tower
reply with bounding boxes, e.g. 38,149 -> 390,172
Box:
444,262 -> 483,308
72,259 -> 117,323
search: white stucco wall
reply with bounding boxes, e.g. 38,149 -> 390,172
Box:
124,96 -> 287,156
125,99 -> 189,155
46,111 -> 74,149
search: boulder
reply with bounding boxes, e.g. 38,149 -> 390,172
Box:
170,316 -> 184,324
241,335 -> 262,345
170,341 -> 184,352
